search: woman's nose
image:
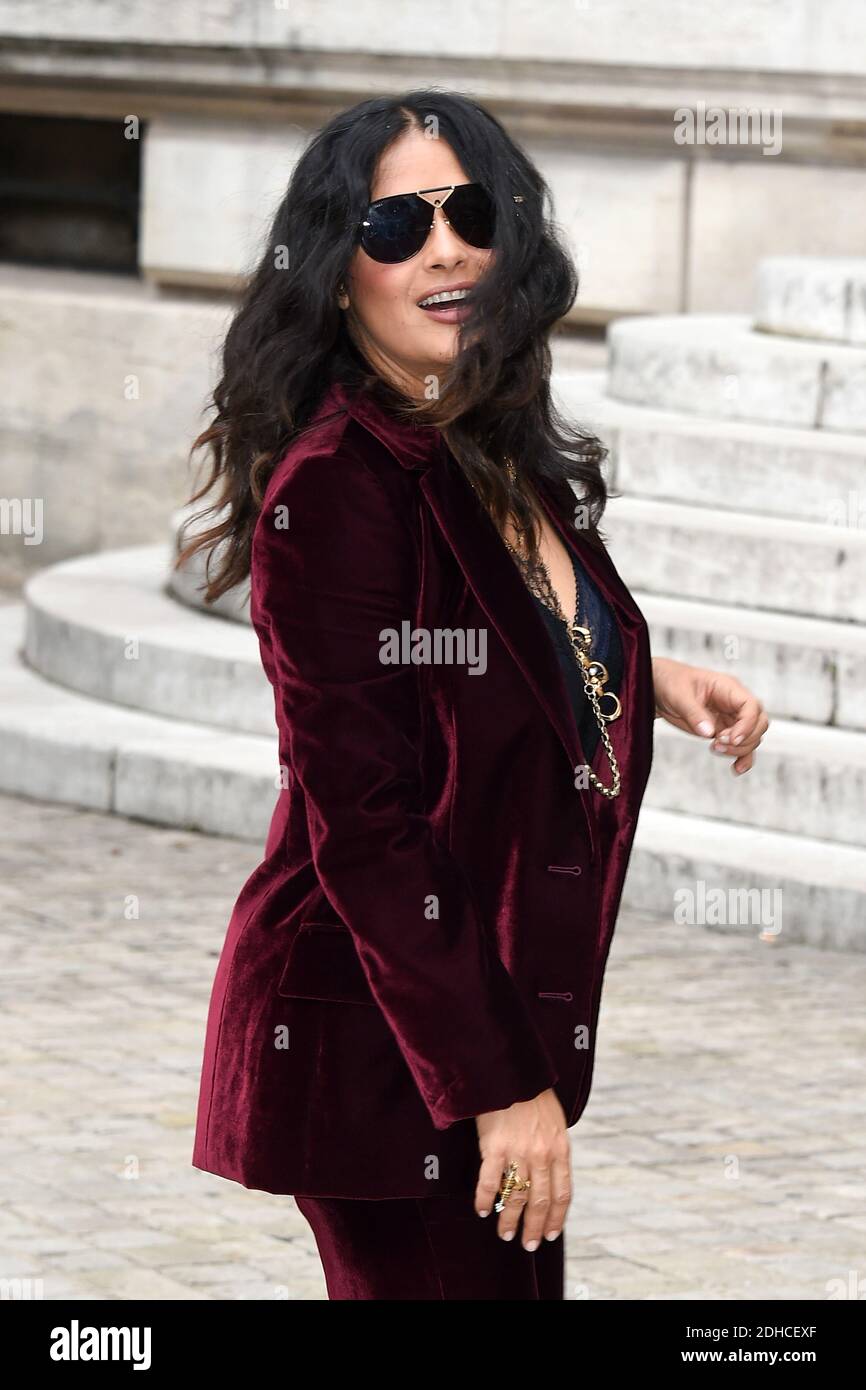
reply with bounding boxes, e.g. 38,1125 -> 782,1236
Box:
424,206 -> 467,262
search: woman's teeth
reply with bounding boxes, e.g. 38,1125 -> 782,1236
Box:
418,289 -> 468,308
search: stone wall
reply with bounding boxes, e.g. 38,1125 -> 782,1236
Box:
2,0 -> 866,578
0,265 -> 228,585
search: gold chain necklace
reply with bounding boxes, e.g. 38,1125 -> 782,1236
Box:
469,459 -> 622,799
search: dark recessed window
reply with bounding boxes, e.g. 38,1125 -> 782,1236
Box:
0,112 -> 141,274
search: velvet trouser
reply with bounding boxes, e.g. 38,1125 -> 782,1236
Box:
295,1191 -> 565,1300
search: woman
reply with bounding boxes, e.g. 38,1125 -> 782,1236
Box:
185,90 -> 769,1300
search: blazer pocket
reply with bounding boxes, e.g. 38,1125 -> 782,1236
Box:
276,921 -> 377,1007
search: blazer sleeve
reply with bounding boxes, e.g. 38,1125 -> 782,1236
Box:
252,443 -> 559,1131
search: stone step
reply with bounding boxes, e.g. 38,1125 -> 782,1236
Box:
24,544 -> 274,735
645,713 -> 866,849
168,505 -> 251,623
637,589 -> 866,731
625,808 -> 866,952
23,540 -> 866,736
28,561 -> 866,844
3,602 -> 863,947
754,256 -> 866,346
603,495 -> 866,622
607,314 -> 866,433
0,604 -> 278,839
552,381 -> 866,525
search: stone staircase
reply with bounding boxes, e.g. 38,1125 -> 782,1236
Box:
554,255 -> 866,947
0,547 -> 275,841
1,257 -> 864,947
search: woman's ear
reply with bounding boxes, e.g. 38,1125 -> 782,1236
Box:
337,281 -> 350,310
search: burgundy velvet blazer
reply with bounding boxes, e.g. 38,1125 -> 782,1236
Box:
191,377 -> 655,1200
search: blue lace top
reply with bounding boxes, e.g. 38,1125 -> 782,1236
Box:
529,546 -> 623,762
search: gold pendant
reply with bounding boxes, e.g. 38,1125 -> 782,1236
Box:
574,641 -> 621,723
597,690 -> 622,722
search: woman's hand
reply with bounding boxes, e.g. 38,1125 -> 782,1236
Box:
474,1089 -> 571,1248
652,656 -> 770,775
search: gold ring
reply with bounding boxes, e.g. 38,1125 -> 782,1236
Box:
494,1161 -> 532,1211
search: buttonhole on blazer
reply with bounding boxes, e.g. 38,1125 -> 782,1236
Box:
537,990 -> 574,1002
547,864 -> 582,876
276,922 -> 376,1006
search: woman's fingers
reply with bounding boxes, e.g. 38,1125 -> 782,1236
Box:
477,1148 -> 559,1248
474,1092 -> 571,1245
707,695 -> 768,774
714,701 -> 769,748
711,707 -> 769,765
545,1145 -> 572,1242
475,1144 -> 508,1218
514,1159 -> 551,1251
712,740 -> 758,774
494,1148 -> 532,1243
712,730 -> 763,756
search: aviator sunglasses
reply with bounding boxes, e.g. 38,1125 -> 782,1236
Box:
356,181 -> 523,264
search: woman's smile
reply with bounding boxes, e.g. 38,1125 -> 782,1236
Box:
416,281 -> 476,324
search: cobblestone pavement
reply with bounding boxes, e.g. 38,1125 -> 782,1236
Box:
0,788 -> 863,1302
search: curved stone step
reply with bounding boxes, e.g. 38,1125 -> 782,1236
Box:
0,605 -> 277,841
754,256 -> 866,346
604,495 -> 866,622
607,314 -> 866,433
2,602 -> 863,943
23,545 -> 273,734
23,537 -> 866,735
168,504 -> 251,623
645,714 -> 866,849
626,808 -> 866,952
552,385 -> 866,525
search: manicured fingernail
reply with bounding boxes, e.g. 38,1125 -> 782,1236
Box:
697,720 -> 714,736
733,734 -> 744,744
717,731 -> 730,742
546,1230 -> 561,1241
502,1230 -> 515,1241
478,1209 -> 490,1217
524,1239 -> 540,1252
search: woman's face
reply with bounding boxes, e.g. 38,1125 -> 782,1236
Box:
340,127 -> 494,399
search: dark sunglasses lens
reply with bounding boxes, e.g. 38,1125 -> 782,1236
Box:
446,184 -> 496,248
361,196 -> 431,263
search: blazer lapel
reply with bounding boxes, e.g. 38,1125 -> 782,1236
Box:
316,378 -> 648,857
533,476 -> 653,824
417,451 -> 595,822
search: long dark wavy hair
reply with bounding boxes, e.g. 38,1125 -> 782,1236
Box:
176,88 -> 610,603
